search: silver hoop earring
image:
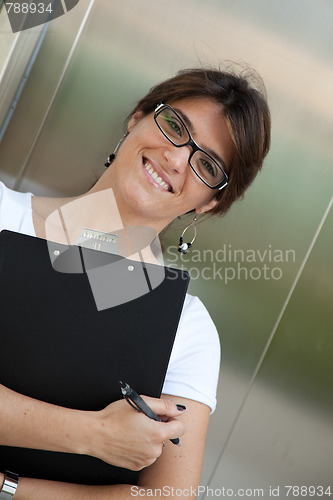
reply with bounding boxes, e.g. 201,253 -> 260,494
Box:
104,134 -> 128,167
178,215 -> 198,254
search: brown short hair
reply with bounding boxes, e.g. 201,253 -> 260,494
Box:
129,66 -> 271,216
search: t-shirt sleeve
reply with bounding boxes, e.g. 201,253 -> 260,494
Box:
162,294 -> 221,413
0,181 -> 34,236
0,181 -> 6,230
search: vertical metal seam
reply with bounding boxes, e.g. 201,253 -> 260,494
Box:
13,0 -> 96,191
60,0 -> 67,13
201,193 -> 333,499
0,24 -> 49,144
0,33 -> 20,84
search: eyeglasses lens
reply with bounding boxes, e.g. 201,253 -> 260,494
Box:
190,150 -> 224,187
155,108 -> 190,146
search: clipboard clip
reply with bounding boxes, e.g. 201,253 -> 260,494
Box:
75,228 -> 119,255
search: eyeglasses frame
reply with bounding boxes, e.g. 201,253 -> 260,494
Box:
154,103 -> 228,190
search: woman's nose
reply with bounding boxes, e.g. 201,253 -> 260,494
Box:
164,144 -> 191,174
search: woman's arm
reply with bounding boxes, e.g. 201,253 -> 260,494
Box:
1,472 -> 131,499
0,384 -> 185,471
0,395 -> 209,499
0,473 -> 133,500
138,395 -> 210,497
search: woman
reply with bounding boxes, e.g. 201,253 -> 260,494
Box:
0,67 -> 270,498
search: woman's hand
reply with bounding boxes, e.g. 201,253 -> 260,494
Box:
86,396 -> 186,470
0,384 -> 185,471
0,395 -> 208,499
1,396 -> 209,499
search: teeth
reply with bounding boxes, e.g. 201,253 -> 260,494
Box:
144,162 -> 170,191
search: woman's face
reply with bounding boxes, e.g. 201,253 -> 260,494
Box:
107,96 -> 234,230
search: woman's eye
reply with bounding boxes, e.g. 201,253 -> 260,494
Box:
201,158 -> 216,177
163,116 -> 182,136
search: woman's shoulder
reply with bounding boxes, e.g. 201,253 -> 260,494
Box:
176,293 -> 221,362
180,293 -> 219,338
0,181 -> 33,207
0,181 -> 35,235
0,180 -> 6,202
163,292 -> 221,412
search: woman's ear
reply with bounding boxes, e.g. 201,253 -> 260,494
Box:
127,111 -> 143,133
196,197 -> 218,215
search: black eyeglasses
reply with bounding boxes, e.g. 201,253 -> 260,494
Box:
154,103 -> 228,190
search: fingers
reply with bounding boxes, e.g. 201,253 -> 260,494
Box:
158,416 -> 186,442
137,397 -> 186,443
140,395 -> 186,419
93,397 -> 186,470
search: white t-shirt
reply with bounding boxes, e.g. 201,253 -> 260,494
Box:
0,181 -> 220,412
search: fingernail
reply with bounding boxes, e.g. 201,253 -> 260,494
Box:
176,404 -> 186,411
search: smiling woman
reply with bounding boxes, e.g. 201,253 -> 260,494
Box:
128,68 -> 271,216
0,66 -> 270,499
99,96 -> 235,230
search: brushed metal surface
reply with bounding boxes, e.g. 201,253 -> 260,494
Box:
0,0 -> 332,495
205,201 -> 333,498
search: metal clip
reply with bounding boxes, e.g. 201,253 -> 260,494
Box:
75,228 -> 119,255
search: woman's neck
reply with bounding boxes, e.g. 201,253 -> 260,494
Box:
31,188 -> 163,264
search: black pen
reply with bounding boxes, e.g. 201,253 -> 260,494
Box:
119,381 -> 181,446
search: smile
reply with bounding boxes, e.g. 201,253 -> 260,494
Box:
143,160 -> 172,192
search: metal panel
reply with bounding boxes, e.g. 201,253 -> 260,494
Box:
0,8 -> 45,140
0,0 -> 332,493
0,0 -> 93,188
206,200 -> 333,498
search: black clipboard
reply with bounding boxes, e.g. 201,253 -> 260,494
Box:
0,230 -> 189,485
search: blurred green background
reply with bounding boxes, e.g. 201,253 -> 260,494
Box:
0,0 -> 332,497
